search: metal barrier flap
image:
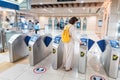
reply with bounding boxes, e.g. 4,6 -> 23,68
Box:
44,36 -> 52,47
97,40 -> 106,52
88,39 -> 95,50
24,36 -> 31,46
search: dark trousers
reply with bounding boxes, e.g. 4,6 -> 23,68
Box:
35,29 -> 39,34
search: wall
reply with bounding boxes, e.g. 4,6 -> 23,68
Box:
39,16 -> 97,32
107,0 -> 120,37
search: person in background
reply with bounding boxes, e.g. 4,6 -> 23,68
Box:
62,17 -> 82,71
34,21 -> 40,34
4,17 -> 10,30
18,19 -> 24,30
28,20 -> 33,30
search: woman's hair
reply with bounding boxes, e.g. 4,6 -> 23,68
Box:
69,17 -> 78,25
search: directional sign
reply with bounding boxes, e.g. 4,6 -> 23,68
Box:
33,67 -> 47,74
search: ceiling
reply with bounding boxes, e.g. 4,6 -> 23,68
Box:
24,0 -> 105,16
31,0 -> 104,4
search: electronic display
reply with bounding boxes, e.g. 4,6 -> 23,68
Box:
30,35 -> 39,42
76,22 -> 81,28
98,20 -> 103,27
80,38 -> 87,46
54,36 -> 61,44
110,40 -> 119,48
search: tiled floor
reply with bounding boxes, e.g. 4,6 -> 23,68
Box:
0,30 -> 119,80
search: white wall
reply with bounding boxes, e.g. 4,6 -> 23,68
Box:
39,16 -> 97,32
107,0 -> 119,37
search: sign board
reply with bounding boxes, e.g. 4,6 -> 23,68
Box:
33,67 -> 47,74
19,0 -> 31,10
57,0 -> 76,2
2,0 -> 24,4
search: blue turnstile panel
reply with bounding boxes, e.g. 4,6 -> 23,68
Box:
54,36 -> 61,44
88,39 -> 95,51
24,36 -> 31,46
44,36 -> 52,47
97,40 -> 106,52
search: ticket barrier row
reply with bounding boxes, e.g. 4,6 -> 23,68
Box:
97,39 -> 120,79
8,34 -> 52,66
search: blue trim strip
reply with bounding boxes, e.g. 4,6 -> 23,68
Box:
0,0 -> 19,10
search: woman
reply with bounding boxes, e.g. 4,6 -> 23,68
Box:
63,17 -> 81,71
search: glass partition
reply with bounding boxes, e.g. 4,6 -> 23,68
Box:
48,17 -> 52,29
0,7 -> 16,30
60,17 -> 64,30
83,17 -> 87,31
76,18 -> 81,29
54,17 -> 58,30
65,17 -> 69,25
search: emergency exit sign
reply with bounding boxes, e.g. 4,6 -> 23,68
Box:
57,0 -> 76,2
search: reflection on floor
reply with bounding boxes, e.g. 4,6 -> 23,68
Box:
0,30 -> 119,80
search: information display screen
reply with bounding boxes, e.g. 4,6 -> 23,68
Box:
54,36 -> 61,44
30,35 -> 39,42
110,40 -> 119,48
80,38 -> 87,46
98,20 -> 103,27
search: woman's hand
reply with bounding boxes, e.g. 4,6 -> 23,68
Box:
80,42 -> 84,45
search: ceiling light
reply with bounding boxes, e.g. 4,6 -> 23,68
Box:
40,3 -> 43,5
52,8 -> 55,10
68,9 -> 72,13
82,7 -> 85,10
43,9 -> 47,11
81,1 -> 84,3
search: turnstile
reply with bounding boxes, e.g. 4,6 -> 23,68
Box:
98,39 -> 120,79
5,30 -> 21,49
8,34 -> 31,62
29,34 -> 52,66
0,28 -> 6,52
79,37 -> 88,74
52,36 -> 64,70
79,34 -> 94,74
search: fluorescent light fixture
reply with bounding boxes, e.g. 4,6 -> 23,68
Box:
52,8 -> 55,10
43,9 -> 47,11
68,9 -> 72,13
40,3 -> 43,5
17,0 -> 24,4
82,7 -> 85,10
81,1 -> 84,3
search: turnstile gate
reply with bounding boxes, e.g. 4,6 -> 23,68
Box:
8,34 -> 30,62
97,39 -> 120,79
52,36 -> 64,70
29,34 -> 52,66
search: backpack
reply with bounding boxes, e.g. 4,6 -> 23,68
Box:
61,24 -> 71,43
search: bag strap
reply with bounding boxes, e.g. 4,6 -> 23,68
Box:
64,24 -> 71,30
